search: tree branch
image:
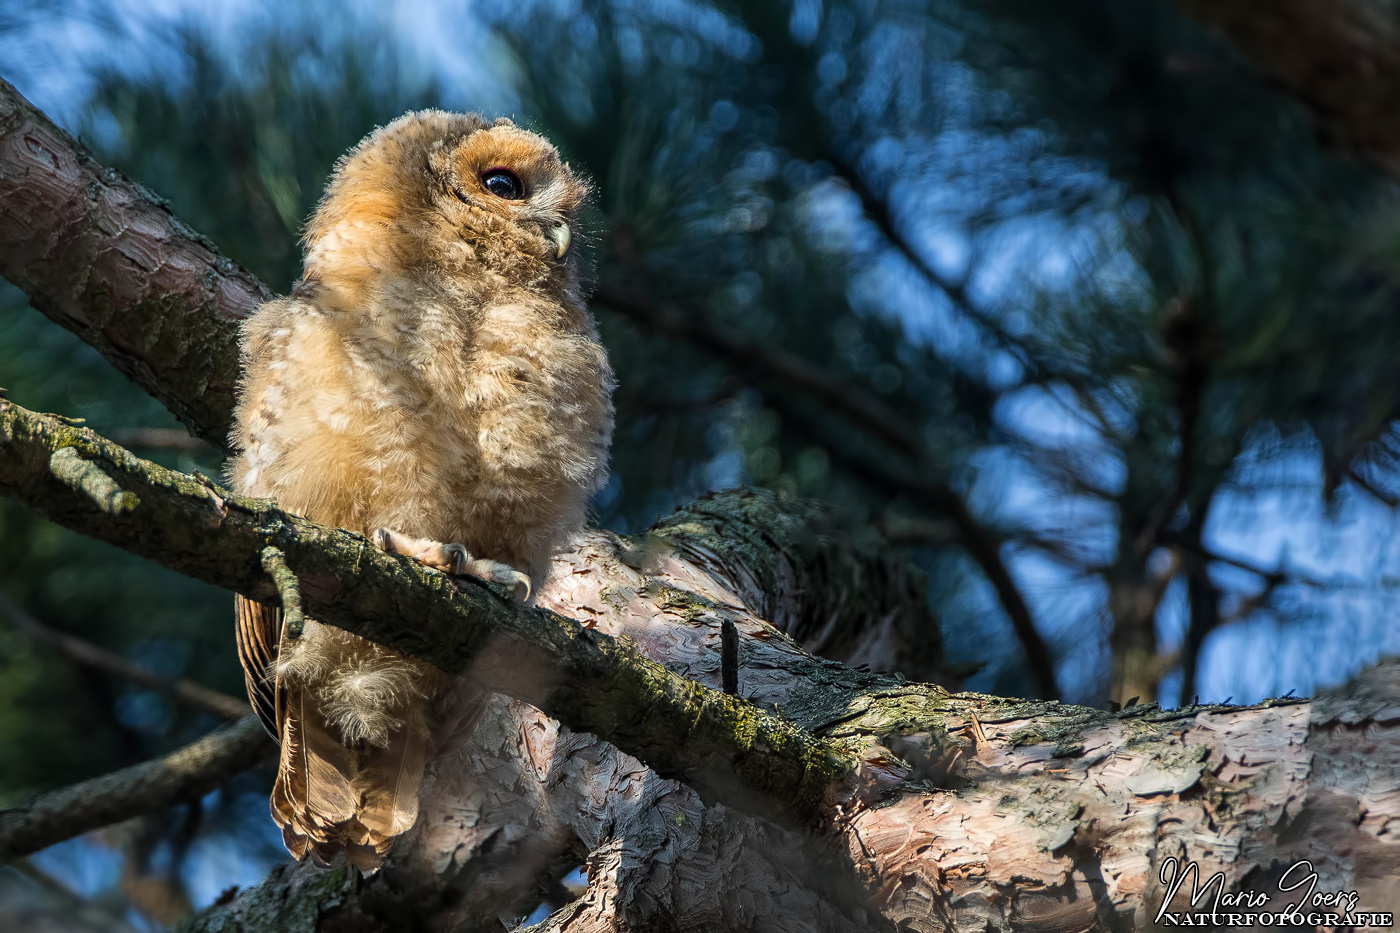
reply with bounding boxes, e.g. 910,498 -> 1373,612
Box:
0,715 -> 268,860
0,75 -> 262,450
0,592 -> 249,720
0,396 -> 856,825
645,489 -> 944,682
597,291 -> 1059,698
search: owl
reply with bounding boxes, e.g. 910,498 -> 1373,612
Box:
227,110 -> 614,870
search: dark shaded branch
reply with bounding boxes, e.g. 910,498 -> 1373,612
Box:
0,716 -> 268,860
648,489 -> 944,681
0,592 -> 249,720
0,76 -> 262,451
1172,0 -> 1400,182
598,292 -> 1057,697
0,397 -> 855,825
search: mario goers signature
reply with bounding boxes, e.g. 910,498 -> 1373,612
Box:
1156,857 -> 1394,927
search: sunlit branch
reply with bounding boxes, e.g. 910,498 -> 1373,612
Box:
0,397 -> 857,826
0,77 -> 261,451
0,593 -> 249,720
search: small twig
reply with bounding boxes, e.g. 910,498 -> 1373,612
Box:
0,593 -> 248,720
1344,465 -> 1399,508
0,716 -> 270,860
192,471 -> 228,518
720,619 -> 739,696
260,547 -> 304,639
48,447 -> 139,515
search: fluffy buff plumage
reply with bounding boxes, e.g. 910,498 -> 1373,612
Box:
228,110 -> 614,869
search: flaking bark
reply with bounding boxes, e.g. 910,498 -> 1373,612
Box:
193,517 -> 1400,932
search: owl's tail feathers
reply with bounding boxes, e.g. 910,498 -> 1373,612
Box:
353,720 -> 429,844
271,685 -> 393,872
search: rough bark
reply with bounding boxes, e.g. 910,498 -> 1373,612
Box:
4,400 -> 1398,930
1173,0 -> 1400,181
189,517 -> 1400,931
0,76 -> 259,450
0,716 -> 269,860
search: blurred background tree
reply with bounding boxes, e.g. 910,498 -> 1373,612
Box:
3,0 -> 1400,925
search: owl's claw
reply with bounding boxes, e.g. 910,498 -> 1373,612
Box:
373,528 -> 469,574
463,561 -> 532,603
372,529 -> 531,601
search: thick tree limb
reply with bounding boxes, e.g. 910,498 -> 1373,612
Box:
0,76 -> 260,450
0,396 -> 857,825
193,513 -> 1400,931
0,716 -> 268,860
646,490 -> 944,682
1172,0 -> 1400,182
0,592 -> 249,720
4,395 -> 1397,928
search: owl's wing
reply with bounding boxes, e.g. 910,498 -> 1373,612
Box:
234,594 -> 281,741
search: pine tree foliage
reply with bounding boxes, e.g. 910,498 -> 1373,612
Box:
3,0 -> 1400,923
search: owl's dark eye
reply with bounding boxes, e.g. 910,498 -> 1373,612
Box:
480,168 -> 525,200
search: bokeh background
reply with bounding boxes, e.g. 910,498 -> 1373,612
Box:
3,0 -> 1400,926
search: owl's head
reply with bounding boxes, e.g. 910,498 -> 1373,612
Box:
303,110 -> 590,298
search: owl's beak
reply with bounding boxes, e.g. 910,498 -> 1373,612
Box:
546,220 -> 572,258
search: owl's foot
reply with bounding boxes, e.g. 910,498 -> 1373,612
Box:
372,529 -> 531,602
460,557 -> 532,604
373,528 -> 469,574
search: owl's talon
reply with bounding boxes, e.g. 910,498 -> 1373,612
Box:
441,543 -> 470,576
373,529 -> 530,600
463,559 -> 532,603
373,528 -> 472,575
498,570 -> 532,603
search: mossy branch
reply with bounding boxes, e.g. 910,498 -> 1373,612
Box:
0,396 -> 855,824
48,446 -> 138,514
259,546 -> 305,639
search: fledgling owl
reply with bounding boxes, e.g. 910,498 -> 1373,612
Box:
227,110 -> 614,870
